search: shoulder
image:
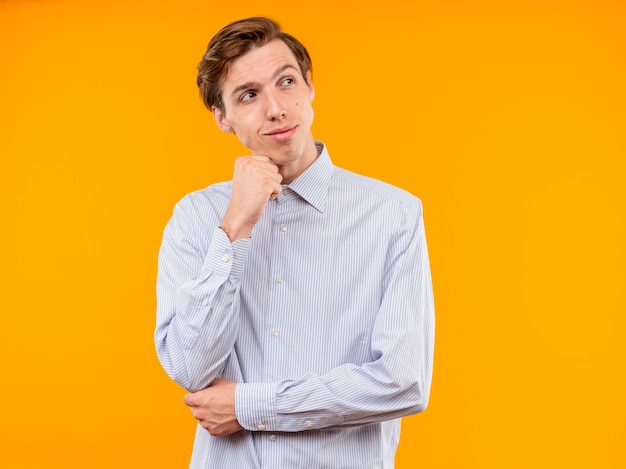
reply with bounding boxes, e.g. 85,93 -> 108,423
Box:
169,181 -> 232,227
332,167 -> 423,222
175,181 -> 231,211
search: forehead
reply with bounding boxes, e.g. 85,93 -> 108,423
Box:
222,39 -> 301,92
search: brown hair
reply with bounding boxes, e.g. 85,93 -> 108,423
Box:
197,17 -> 312,113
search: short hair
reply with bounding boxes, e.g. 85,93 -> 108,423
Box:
197,17 -> 313,113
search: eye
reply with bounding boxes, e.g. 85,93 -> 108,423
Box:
241,91 -> 256,102
281,78 -> 294,87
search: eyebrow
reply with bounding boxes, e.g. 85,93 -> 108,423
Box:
230,64 -> 298,98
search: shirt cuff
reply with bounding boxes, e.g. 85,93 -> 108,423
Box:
202,227 -> 251,279
235,382 -> 278,431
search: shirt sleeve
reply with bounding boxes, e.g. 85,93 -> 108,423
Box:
155,197 -> 251,392
235,202 -> 435,432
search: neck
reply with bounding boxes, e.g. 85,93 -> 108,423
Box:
278,139 -> 320,184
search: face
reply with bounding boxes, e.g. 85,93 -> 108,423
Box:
212,39 -> 317,182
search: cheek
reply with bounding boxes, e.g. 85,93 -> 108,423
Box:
304,103 -> 314,121
229,116 -> 255,138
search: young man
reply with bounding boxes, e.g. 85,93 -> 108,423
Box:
155,16 -> 435,468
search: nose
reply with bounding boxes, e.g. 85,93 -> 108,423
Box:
266,91 -> 286,121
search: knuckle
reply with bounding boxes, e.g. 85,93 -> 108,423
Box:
235,156 -> 252,170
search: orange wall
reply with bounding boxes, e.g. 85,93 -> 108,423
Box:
1,0 -> 625,467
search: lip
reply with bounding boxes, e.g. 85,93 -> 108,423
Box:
265,125 -> 297,141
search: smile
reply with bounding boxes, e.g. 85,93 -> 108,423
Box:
265,125 -> 297,141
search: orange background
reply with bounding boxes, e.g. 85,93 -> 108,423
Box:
1,0 -> 625,467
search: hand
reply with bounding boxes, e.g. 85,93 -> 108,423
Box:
220,155 -> 283,241
183,378 -> 244,437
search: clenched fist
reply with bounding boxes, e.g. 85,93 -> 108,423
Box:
220,155 -> 283,242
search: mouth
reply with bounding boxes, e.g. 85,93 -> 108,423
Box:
265,125 -> 297,141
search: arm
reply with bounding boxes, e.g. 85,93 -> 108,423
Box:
155,155 -> 282,392
189,202 -> 435,433
155,199 -> 251,392
234,207 -> 435,431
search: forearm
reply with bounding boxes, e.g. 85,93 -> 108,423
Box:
155,274 -> 239,391
235,356 -> 431,432
236,204 -> 435,432
155,223 -> 250,392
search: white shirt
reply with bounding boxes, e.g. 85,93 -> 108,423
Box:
155,142 -> 435,468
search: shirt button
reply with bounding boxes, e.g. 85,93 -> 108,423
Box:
222,255 -> 230,263
257,424 -> 266,431
305,420 -> 313,428
271,329 -> 280,337
275,276 -> 283,284
279,224 -> 287,232
202,299 -> 209,306
270,434 -> 277,442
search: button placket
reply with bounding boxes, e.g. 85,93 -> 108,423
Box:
264,200 -> 292,381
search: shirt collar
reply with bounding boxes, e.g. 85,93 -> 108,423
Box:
286,141 -> 333,213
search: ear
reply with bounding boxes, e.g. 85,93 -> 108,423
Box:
306,72 -> 315,102
212,106 -> 234,133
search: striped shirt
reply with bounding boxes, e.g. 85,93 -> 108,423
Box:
155,142 -> 435,468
